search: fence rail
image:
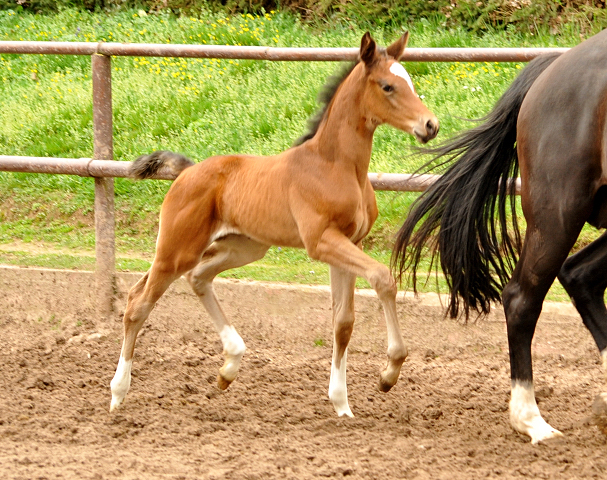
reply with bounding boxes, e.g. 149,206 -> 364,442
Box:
0,155 -> 467,192
0,40 -> 569,61
0,40 -> 563,320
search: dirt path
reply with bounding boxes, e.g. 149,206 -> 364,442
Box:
0,267 -> 606,479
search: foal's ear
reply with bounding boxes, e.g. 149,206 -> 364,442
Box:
360,31 -> 377,66
386,31 -> 410,61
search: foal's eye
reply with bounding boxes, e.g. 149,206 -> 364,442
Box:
382,84 -> 394,93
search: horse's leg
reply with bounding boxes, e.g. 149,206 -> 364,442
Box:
558,232 -> 607,399
185,235 -> 269,390
307,228 -> 408,398
110,262 -> 187,411
502,222 -> 583,443
328,264 -> 357,417
111,184 -> 216,411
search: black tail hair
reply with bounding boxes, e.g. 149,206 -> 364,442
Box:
130,150 -> 195,179
391,53 -> 561,319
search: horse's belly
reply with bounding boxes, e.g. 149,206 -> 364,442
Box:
588,185 -> 607,229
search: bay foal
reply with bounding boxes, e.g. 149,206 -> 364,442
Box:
110,32 -> 439,416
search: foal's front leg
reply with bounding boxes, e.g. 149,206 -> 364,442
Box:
328,265 -> 357,417
308,229 -> 408,403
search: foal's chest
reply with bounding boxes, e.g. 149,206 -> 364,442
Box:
336,188 -> 378,243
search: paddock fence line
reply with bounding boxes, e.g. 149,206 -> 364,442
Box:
0,41 -> 567,321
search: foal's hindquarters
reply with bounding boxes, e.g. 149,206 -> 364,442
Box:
110,164 -> 271,411
110,31 -> 439,415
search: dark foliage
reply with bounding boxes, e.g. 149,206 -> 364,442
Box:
3,0 -> 607,35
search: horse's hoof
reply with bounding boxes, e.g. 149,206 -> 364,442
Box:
336,406 -> 354,418
592,393 -> 607,436
109,395 -> 122,412
378,377 -> 394,393
532,429 -> 564,445
217,374 -> 232,391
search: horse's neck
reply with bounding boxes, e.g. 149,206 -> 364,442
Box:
312,71 -> 375,181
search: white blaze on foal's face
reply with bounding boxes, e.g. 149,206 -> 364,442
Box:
390,62 -> 416,94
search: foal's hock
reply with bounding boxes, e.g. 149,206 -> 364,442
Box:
109,32 -> 438,416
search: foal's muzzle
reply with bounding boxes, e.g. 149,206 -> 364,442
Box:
415,117 -> 439,144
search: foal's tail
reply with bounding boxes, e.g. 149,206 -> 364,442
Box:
391,53 -> 561,319
130,151 -> 195,180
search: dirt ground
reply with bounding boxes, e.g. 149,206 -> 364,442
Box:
1,267 -> 607,479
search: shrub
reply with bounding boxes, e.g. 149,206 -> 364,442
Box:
2,0 -> 606,35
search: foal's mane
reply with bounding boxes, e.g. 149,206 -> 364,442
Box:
294,45 -> 397,146
293,61 -> 358,146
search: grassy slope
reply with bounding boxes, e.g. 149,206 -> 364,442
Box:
0,8 -> 599,300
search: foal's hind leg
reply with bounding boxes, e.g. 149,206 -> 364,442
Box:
110,264 -> 186,411
185,235 -> 269,390
110,184 -> 215,411
503,223 -> 583,443
328,265 -> 357,417
558,232 -> 607,410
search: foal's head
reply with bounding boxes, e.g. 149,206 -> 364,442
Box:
357,32 -> 439,143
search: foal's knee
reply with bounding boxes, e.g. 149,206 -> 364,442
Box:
369,265 -> 397,300
334,319 -> 354,346
123,273 -> 157,328
127,272 -> 149,302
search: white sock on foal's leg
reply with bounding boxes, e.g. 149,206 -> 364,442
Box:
217,325 -> 246,389
110,355 -> 133,412
329,348 -> 353,417
509,381 -> 562,444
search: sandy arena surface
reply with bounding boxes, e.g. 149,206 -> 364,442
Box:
1,266 -> 606,479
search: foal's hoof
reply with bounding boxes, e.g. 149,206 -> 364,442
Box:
109,394 -> 124,412
217,374 -> 233,391
534,431 -> 565,445
592,393 -> 607,436
378,377 -> 395,393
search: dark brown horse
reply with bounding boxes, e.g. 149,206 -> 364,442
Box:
393,30 -> 607,443
110,32 -> 439,416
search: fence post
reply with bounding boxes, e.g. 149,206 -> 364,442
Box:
92,53 -> 116,322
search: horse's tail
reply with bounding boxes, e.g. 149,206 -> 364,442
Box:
130,151 -> 195,180
391,53 -> 561,319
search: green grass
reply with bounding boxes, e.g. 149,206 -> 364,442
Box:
0,7 -> 601,303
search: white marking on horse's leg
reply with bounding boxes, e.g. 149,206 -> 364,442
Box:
376,279 -> 408,392
328,348 -> 353,417
110,355 -> 133,412
597,348 -> 607,404
601,348 -> 607,383
218,325 -> 246,383
509,381 -> 563,444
